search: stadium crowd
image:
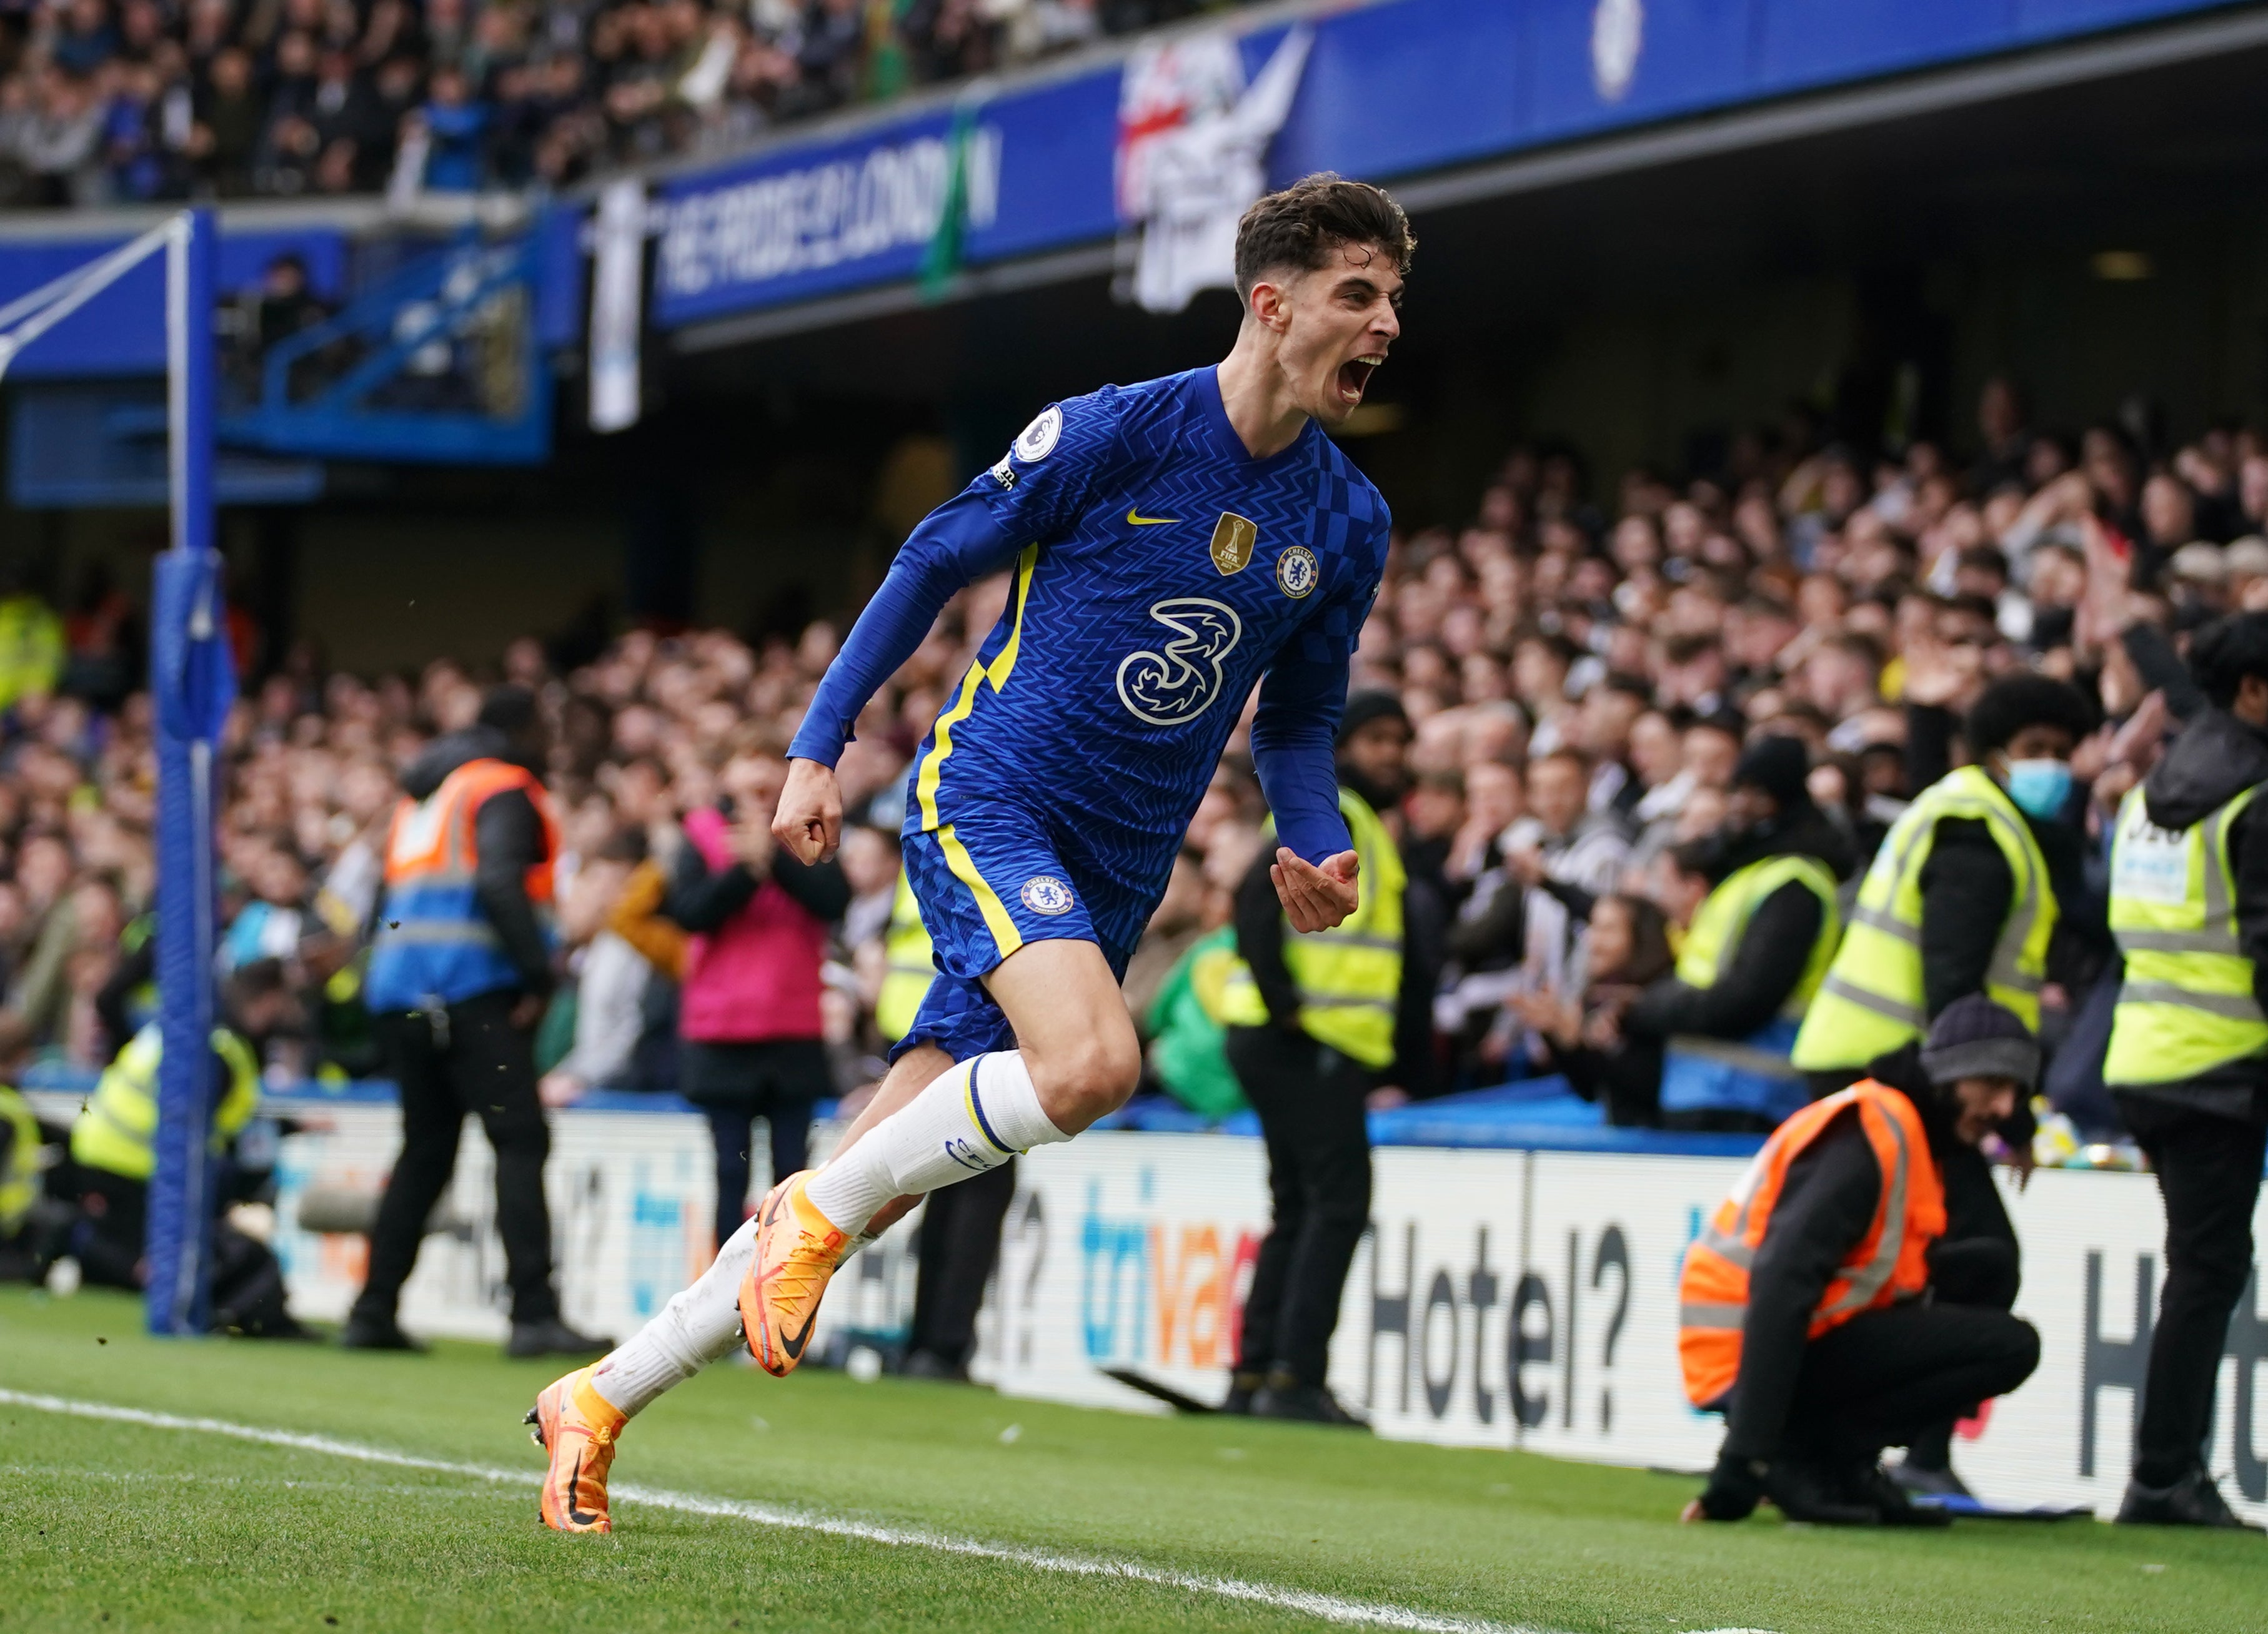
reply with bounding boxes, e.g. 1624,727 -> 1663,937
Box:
0,375 -> 2257,1134
0,0 -> 1234,206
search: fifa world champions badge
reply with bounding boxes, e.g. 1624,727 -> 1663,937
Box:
1210,513 -> 1258,575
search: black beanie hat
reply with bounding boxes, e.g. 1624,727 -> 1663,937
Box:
1336,691 -> 1410,747
1732,733 -> 1811,811
1920,995 -> 2040,1091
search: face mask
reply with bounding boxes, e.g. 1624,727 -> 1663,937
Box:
2002,758 -> 2072,819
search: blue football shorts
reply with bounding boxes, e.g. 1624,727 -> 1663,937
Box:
892,800 -> 1150,1063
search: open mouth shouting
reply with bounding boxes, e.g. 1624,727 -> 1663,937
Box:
1336,352 -> 1386,406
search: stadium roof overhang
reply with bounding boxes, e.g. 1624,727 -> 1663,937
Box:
663,1 -> 2268,404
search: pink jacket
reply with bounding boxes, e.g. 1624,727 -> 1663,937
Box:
677,806 -> 828,1042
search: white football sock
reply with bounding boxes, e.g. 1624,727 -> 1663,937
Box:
587,1215 -> 757,1418
803,1051 -> 1066,1232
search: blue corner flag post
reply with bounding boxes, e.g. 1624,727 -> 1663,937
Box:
147,207 -> 236,1337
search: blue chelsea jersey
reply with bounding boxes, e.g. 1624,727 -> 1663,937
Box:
908,367 -> 1391,888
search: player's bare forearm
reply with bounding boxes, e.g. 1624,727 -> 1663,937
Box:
772,758 -> 843,863
1271,846 -> 1360,933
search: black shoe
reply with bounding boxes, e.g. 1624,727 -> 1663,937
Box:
1854,1462 -> 1953,1528
1250,1373 -> 1369,1429
900,1349 -> 970,1382
1890,1458 -> 1972,1501
1220,1370 -> 1263,1415
2117,1469 -> 2265,1532
506,1318 -> 613,1360
1763,1457 -> 1880,1526
339,1312 -> 427,1352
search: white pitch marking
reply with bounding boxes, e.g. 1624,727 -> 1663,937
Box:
4,1387 -> 1565,1634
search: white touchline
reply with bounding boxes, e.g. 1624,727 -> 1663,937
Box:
5,1387 -> 1593,1634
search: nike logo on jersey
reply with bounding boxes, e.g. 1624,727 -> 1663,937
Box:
1127,509 -> 1180,526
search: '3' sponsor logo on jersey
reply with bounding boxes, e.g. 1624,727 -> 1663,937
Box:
1116,598 -> 1243,726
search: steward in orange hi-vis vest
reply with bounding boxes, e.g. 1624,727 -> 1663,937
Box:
349,693 -> 608,1363
1678,999 -> 2044,1529
364,756 -> 561,1013
1679,1082 -> 1946,1408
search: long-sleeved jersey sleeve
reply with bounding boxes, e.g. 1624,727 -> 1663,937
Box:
787,491 -> 1023,767
788,397 -> 1111,768
1248,522 -> 1383,863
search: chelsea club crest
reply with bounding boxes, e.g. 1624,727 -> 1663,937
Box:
1021,876 -> 1076,916
1275,545 -> 1320,599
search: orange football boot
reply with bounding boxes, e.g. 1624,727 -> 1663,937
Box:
525,1365 -> 627,1533
739,1169 -> 850,1377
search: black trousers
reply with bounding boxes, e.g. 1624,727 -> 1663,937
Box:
681,1038 -> 828,1252
1904,1141 -> 2024,1470
356,990 -> 559,1327
908,1158 -> 1016,1368
71,1165 -> 148,1291
2115,1092 -> 2268,1487
1227,1024 -> 1372,1388
1780,1287 -> 2040,1465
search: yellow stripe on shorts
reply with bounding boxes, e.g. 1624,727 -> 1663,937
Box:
938,823 -> 1024,961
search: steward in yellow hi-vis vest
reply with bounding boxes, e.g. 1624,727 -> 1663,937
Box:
875,871 -> 937,1045
1627,737 -> 1849,1129
1791,675 -> 2089,1087
2099,617 -> 2268,1528
64,962 -> 309,1334
1218,783 -> 1405,1067
70,1023 -> 262,1182
2105,783 -> 2268,1086
1218,692 -> 1415,1420
0,1084 -> 42,1238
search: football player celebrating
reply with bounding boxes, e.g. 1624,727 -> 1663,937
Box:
530,172 -> 1411,1531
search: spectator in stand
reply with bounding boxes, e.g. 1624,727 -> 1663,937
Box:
191,45 -> 263,197
412,63 -> 488,192
666,723 -> 847,1255
1506,746 -> 1629,900
1510,891 -> 1674,1126
540,826 -> 656,1104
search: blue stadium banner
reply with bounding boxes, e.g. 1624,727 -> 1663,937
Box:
652,81 -> 1120,326
651,0 -> 2234,330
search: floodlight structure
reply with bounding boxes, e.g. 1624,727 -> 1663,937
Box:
0,209 -> 233,1335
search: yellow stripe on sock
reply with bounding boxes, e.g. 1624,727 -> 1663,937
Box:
915,545 -> 1039,832
938,823 -> 1023,961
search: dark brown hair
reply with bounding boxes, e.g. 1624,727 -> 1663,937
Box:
1232,173 -> 1415,299
1593,893 -> 1674,988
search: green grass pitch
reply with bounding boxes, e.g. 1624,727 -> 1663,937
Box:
2,1285 -> 2257,1632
